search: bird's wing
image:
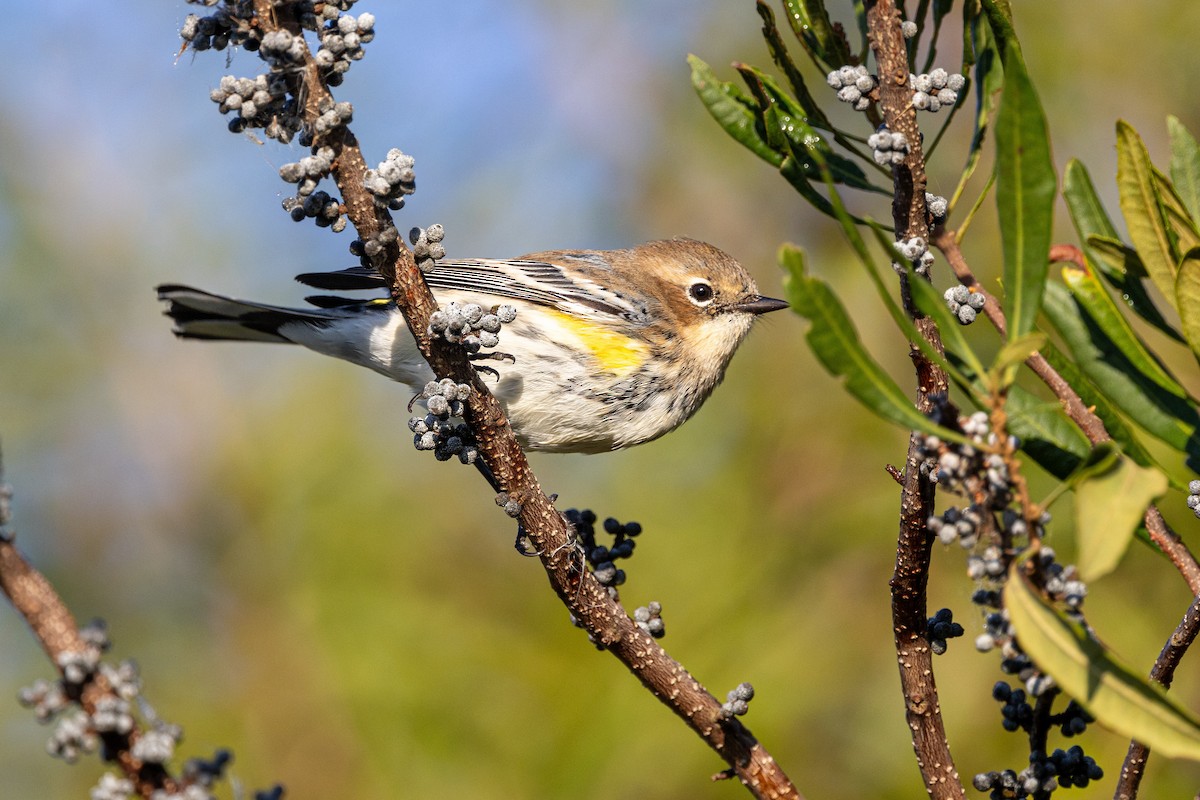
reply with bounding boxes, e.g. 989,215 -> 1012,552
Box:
296,258 -> 649,322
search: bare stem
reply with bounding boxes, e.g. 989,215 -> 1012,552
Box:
1,537 -> 171,794
865,1 -> 964,796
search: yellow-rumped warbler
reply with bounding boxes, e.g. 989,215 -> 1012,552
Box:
157,238 -> 788,453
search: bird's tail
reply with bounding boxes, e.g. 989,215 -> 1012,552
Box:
156,284 -> 334,344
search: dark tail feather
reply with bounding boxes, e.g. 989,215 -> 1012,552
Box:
156,284 -> 331,343
294,266 -> 386,291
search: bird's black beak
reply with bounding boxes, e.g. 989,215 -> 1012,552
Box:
730,295 -> 790,315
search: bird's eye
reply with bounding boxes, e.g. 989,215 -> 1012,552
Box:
687,281 -> 715,306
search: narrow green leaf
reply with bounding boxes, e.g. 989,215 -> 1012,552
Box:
1176,247 -> 1200,359
688,55 -> 781,167
1074,452 -> 1168,580
736,65 -> 884,194
995,48 -> 1056,342
780,0 -> 850,70
1116,120 -> 1179,309
1042,282 -> 1200,468
1005,557 -> 1200,760
980,0 -> 1017,61
1086,236 -> 1184,342
1169,115 -> 1200,224
1063,159 -> 1120,268
991,332 -> 1047,388
1061,261 -> 1190,400
950,12 -> 1003,212
1005,387 -> 1091,479
754,1 -> 834,131
1154,167 -> 1200,254
780,244 -> 960,440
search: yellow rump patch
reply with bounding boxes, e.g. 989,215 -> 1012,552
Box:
547,310 -> 648,375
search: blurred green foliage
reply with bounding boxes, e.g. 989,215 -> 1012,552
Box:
2,1 -> 1200,798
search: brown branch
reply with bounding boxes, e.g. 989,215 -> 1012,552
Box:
1,536 -> 169,796
1115,593 -> 1200,800
866,1 -> 964,797
254,4 -> 800,797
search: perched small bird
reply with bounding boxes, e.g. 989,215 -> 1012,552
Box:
157,238 -> 788,453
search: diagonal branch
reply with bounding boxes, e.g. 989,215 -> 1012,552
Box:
252,3 -> 801,797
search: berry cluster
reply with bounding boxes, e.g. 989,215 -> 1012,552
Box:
364,149 -> 417,210
944,284 -> 986,325
409,224 -> 446,272
15,618 -> 265,798
315,12 -> 376,86
180,2 -> 259,54
868,126 -> 909,167
428,302 -> 517,353
634,602 -> 665,638
926,607 -> 965,655
910,68 -> 966,112
825,64 -> 876,111
564,509 -> 643,597
925,192 -> 949,223
183,1 -> 378,231
974,745 -> 1102,798
408,379 -> 478,465
312,98 -> 355,137
921,412 -> 1014,501
209,73 -> 297,141
279,146 -> 335,199
282,190 -> 345,231
895,236 -> 935,276
1187,479 -> 1200,518
350,224 -> 401,268
720,683 -> 755,718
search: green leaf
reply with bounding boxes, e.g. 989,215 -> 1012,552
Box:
780,0 -> 850,70
991,332 -> 1047,388
1005,387 -> 1091,479
994,48 -> 1056,342
1176,247 -> 1200,360
1085,236 -> 1184,342
1063,159 -> 1120,267
1117,120 -> 1179,310
1061,261 -> 1190,400
1074,450 -> 1168,580
980,0 -> 1017,61
1154,167 -> 1200,255
754,1 -> 833,131
950,11 -> 1003,212
779,244 -> 961,440
1042,282 -> 1200,468
1169,115 -> 1200,223
736,65 -> 884,194
688,55 -> 781,168
1005,556 -> 1200,759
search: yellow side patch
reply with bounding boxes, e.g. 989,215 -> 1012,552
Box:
547,310 -> 648,375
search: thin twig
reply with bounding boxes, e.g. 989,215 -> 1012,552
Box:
866,1 -> 964,797
1,538 -> 169,795
1115,593 -> 1200,800
254,4 -> 800,797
